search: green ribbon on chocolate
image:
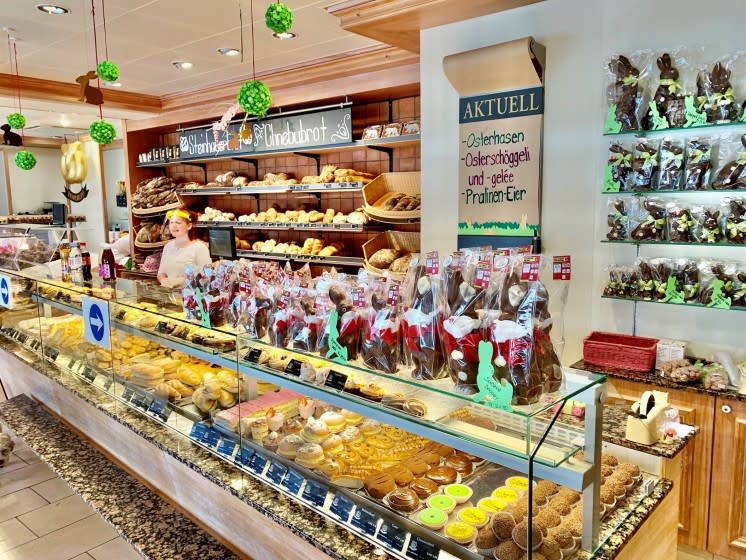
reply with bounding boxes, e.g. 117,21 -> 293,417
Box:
622,75 -> 639,87
702,227 -> 721,243
689,149 -> 705,164
737,152 -> 746,166
641,151 -> 658,169
713,87 -> 735,107
639,279 -> 654,291
612,153 -> 632,167
660,78 -> 683,95
727,220 -> 746,237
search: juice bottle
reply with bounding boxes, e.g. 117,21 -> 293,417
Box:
99,244 -> 116,281
69,242 -> 83,283
59,242 -> 71,282
80,242 -> 92,282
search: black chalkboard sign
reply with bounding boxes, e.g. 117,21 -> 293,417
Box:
325,370 -> 348,391
406,536 -> 439,560
178,107 -> 352,159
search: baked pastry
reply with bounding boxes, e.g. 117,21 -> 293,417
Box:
426,466 -> 458,485
389,254 -> 412,274
410,478 -> 438,499
321,435 -> 344,457
426,494 -> 456,514
346,211 -> 367,225
457,507 -> 489,529
364,472 -> 396,499
385,465 -> 414,486
387,487 -> 420,513
369,248 -> 400,269
513,520 -> 545,550
319,411 -> 346,433
445,454 -> 473,476
295,443 -> 324,468
278,434 -> 304,459
417,508 -> 447,531
445,521 -> 476,545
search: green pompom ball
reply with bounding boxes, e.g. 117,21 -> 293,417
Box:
15,151 -> 36,171
89,120 -> 116,145
7,113 -> 26,129
237,80 -> 272,117
97,60 -> 119,83
265,2 -> 293,34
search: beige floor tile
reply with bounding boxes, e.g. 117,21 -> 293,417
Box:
18,494 -> 94,536
10,444 -> 42,465
70,555 -> 94,560
88,537 -> 142,560
0,514 -> 117,560
0,462 -> 57,497
0,518 -> 37,553
0,488 -> 49,523
32,478 -> 75,503
0,454 -> 29,474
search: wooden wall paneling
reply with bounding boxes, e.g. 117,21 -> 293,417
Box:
606,378 -> 715,550
2,149 -> 13,214
708,397 -> 746,560
615,489 -> 678,560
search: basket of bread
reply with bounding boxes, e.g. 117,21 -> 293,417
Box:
362,172 -> 421,223
132,176 -> 180,216
134,221 -> 172,249
363,231 -> 420,276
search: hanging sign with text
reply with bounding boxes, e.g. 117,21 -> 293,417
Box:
457,86 -> 543,237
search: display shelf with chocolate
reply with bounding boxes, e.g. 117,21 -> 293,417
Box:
602,116 -> 746,138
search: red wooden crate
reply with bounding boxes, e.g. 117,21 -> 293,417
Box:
583,331 -> 658,372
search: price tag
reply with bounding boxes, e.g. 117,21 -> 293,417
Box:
351,287 -> 366,308
243,348 -> 262,363
284,359 -> 303,377
17,333 -> 28,345
44,347 -> 59,361
82,297 -> 111,350
351,507 -> 379,536
217,438 -> 237,456
81,367 -> 96,383
387,281 -> 400,306
121,386 -> 135,402
302,480 -> 328,507
266,461 -> 287,485
520,255 -> 541,281
67,358 -> 77,370
148,398 -> 171,421
517,245 -> 533,255
325,370 -> 348,391
474,262 -> 491,288
190,423 -> 209,441
425,251 -> 439,275
156,321 -> 168,333
248,452 -> 268,475
553,255 -> 572,280
131,389 -> 150,410
234,446 -> 254,467
116,309 -> 127,321
330,493 -> 354,522
30,340 -> 41,352
377,520 -> 407,552
203,428 -> 221,447
281,469 -> 304,494
406,536 -> 439,560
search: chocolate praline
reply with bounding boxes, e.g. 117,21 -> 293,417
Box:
426,466 -> 458,485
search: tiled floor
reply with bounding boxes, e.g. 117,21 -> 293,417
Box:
0,429 -> 143,560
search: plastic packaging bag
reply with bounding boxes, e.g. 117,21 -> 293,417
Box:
246,277 -> 274,339
699,261 -> 736,306
667,200 -> 696,242
605,53 -> 650,132
290,287 -> 321,352
603,265 -> 624,297
724,197 -> 746,244
316,278 -> 363,362
678,259 -> 701,303
712,135 -> 746,189
631,140 -> 660,190
631,197 -> 667,241
643,52 -> 688,129
604,144 -> 633,192
649,257 -> 673,301
658,138 -> 685,190
693,205 -> 724,244
732,270 -> 746,307
683,138 -> 712,190
361,276 -> 401,374
696,61 -> 739,123
636,259 -> 656,301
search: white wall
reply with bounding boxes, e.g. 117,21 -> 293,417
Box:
421,0 -> 746,364
103,147 -> 128,230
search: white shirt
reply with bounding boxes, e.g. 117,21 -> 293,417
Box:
158,239 -> 211,282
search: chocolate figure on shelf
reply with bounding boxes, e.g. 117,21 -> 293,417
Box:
697,62 -> 739,123
638,262 -> 655,301
668,205 -> 696,242
607,199 -> 628,240
700,264 -> 735,305
733,272 -> 746,307
684,139 -> 712,190
644,53 -> 686,129
609,55 -> 641,131
713,135 -> 746,190
681,261 -> 700,302
631,199 -> 666,241
631,141 -> 659,191
658,140 -> 684,190
700,210 -> 723,244
726,199 -> 746,244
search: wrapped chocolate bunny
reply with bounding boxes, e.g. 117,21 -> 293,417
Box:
667,201 -> 696,242
402,261 -> 447,380
649,257 -> 673,301
361,276 -> 401,374
269,289 -> 301,348
228,260 -> 253,330
637,259 -> 656,301
643,53 -> 687,129
607,198 -> 629,240
699,262 -> 736,307
683,138 -> 712,190
603,144 -> 633,192
245,276 -> 274,339
631,197 -> 667,241
605,55 -> 645,132
631,140 -> 660,190
316,278 -> 364,362
290,287 -> 321,352
679,259 -> 701,303
712,135 -> 746,189
732,272 -> 746,307
657,138 -> 685,190
182,263 -> 200,322
603,266 -> 623,297
696,62 -> 739,123
694,206 -> 724,244
725,198 -> 746,244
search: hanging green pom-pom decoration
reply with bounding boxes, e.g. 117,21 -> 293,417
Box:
97,60 -> 119,82
265,2 -> 293,34
15,151 -> 36,171
89,120 -> 116,145
237,80 -> 272,117
7,112 -> 26,129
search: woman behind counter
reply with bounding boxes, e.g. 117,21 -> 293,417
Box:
157,208 -> 211,288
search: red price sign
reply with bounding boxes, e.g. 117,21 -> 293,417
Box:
494,248 -> 513,257
239,280 -> 251,295
276,290 -> 291,310
520,256 -> 541,281
516,245 -> 533,255
351,287 -> 366,308
474,263 -> 492,288
553,255 -> 572,280
387,282 -> 401,305
425,251 -> 439,275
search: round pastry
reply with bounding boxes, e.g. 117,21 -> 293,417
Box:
250,418 -> 269,441
317,458 -> 344,478
475,525 -> 500,557
493,540 -> 523,560
301,419 -> 330,443
283,418 -> 304,436
364,472 -> 396,500
319,411 -> 346,433
401,459 -> 428,477
535,508 -> 561,529
609,470 -> 632,487
387,487 -> 420,513
412,451 -> 440,466
337,450 -> 362,466
367,434 -> 393,450
265,408 -> 285,432
600,486 -> 616,506
536,480 -> 559,496
512,520 -> 544,550
356,443 -> 378,459
444,483 -> 473,504
445,454 -> 473,476
385,465 -> 414,486
360,383 -> 384,402
547,527 -> 575,552
601,465 -> 615,479
533,486 -> 551,504
426,466 -> 458,485
505,476 -> 531,492
457,507 -> 489,528
445,521 -> 476,545
417,508 -> 447,531
601,453 -> 619,467
430,443 -> 455,457
262,431 -> 281,452
617,462 -> 641,478
298,397 -> 316,420
492,487 -> 520,503
359,419 -> 382,436
381,426 -> 407,441
341,409 -> 363,426
555,488 -> 580,505
410,478 -> 439,499
339,426 -> 363,444
564,517 -> 583,538
321,435 -> 344,456
477,497 -> 507,514
295,443 -> 324,468
491,511 -> 516,540
277,434 -> 304,459
503,501 -> 528,522
533,492 -> 548,509
539,539 -> 562,560
426,494 -> 456,514
605,480 -> 626,499
548,498 -> 571,516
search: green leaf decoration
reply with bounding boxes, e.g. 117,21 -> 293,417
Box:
602,164 -> 620,193
324,309 -> 348,364
89,120 -> 116,145
648,101 -> 668,130
265,2 -> 293,34
604,104 -> 622,134
707,278 -> 732,309
15,150 -> 36,171
96,60 -> 119,83
661,276 -> 685,304
473,340 -> 513,411
237,80 -> 272,117
684,95 -> 707,128
6,112 -> 25,129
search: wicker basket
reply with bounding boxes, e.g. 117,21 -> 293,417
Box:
583,331 -> 658,372
134,239 -> 169,250
132,201 -> 180,217
362,172 -> 421,222
362,231 -> 420,275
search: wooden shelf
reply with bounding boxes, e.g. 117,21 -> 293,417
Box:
235,250 -> 363,267
176,182 -> 365,196
194,221 -> 379,233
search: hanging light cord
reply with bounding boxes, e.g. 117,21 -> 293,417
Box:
90,0 -> 103,120
250,0 -> 256,79
11,38 -> 23,140
101,0 -> 109,60
238,0 -> 244,63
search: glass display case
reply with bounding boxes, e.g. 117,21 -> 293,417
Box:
0,268 -> 669,560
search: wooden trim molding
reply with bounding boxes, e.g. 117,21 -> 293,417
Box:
0,74 -> 162,113
2,149 -> 13,214
327,0 -> 544,52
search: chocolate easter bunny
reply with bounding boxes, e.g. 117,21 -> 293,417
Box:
631,199 -> 666,240
733,272 -> 746,307
697,62 -> 739,123
713,135 -> 746,189
645,53 -> 686,128
607,199 -> 628,240
726,199 -> 746,244
700,210 -> 723,243
610,55 -> 641,131
668,205 -> 696,242
638,261 -> 655,301
681,261 -> 700,302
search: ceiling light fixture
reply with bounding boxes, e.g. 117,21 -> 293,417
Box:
217,48 -> 241,57
172,61 -> 193,70
272,31 -> 296,40
106,81 -> 122,87
36,4 -> 70,15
